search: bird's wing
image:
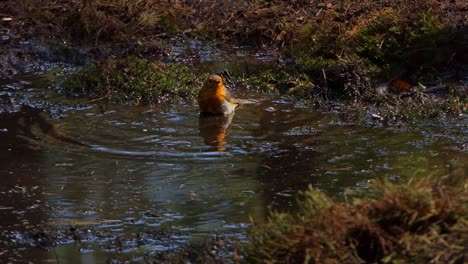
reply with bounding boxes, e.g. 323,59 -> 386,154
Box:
232,98 -> 255,104
224,87 -> 238,104
224,85 -> 256,105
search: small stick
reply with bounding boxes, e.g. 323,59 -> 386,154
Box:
322,68 -> 329,101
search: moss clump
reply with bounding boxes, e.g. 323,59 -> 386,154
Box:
243,176 -> 466,263
363,83 -> 468,121
61,57 -> 201,105
354,10 -> 464,77
235,69 -> 309,94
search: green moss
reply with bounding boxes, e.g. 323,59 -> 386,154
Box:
447,85 -> 468,114
61,57 -> 201,105
368,83 -> 468,121
158,13 -> 179,34
397,102 -> 444,121
354,11 -> 462,74
236,70 -> 278,93
234,69 -> 321,102
295,55 -> 343,73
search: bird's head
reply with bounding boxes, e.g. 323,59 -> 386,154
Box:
206,75 -> 223,88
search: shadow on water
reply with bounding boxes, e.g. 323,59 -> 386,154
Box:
252,100 -> 323,210
0,106 -> 51,261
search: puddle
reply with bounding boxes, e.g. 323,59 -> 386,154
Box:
0,72 -> 466,262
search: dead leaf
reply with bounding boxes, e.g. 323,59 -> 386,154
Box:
254,8 -> 271,16
276,30 -> 287,41
390,79 -> 411,92
196,22 -> 206,30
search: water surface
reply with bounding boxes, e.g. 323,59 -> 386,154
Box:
0,75 -> 466,263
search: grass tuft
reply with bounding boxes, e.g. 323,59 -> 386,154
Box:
243,176 -> 467,263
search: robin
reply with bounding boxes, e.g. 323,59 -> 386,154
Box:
198,74 -> 251,115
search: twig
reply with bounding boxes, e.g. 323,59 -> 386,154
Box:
88,96 -> 107,103
316,8 -> 323,16
53,247 -> 60,263
322,68 -> 329,101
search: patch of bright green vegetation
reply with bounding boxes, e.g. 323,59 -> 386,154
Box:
243,176 -> 466,263
281,3 -> 464,95
447,86 -> 468,115
354,11 -> 462,75
271,4 -> 465,119
236,69 -> 312,94
61,57 -> 201,105
234,68 -> 325,106
397,102 -> 445,121
295,55 -> 343,73
289,8 -> 462,76
369,84 -> 468,121
292,17 -> 349,62
235,69 -> 278,93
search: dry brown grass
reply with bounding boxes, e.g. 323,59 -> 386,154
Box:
243,176 -> 467,263
66,0 -> 193,41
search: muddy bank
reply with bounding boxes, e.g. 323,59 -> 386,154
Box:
1,1 -> 466,122
2,223 -> 236,263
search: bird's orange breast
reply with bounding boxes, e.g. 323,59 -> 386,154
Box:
198,85 -> 236,114
198,87 -> 223,111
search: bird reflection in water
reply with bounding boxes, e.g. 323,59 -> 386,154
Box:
197,73 -> 254,151
198,112 -> 234,151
